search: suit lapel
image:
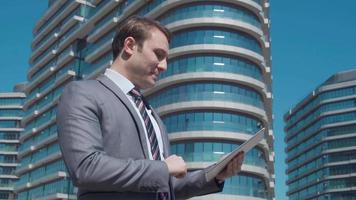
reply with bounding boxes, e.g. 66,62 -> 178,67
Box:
97,75 -> 150,159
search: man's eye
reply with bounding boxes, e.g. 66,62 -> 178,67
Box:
154,50 -> 166,61
158,55 -> 165,61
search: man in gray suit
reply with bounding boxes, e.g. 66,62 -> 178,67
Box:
57,16 -> 244,200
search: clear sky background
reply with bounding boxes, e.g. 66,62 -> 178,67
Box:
271,1 -> 356,199
0,1 -> 355,200
0,1 -> 47,92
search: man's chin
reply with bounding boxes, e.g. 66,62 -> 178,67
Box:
140,81 -> 156,89
147,82 -> 156,88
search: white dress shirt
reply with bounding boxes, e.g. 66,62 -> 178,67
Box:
104,68 -> 165,160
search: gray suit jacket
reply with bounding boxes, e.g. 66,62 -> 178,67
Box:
57,75 -> 223,200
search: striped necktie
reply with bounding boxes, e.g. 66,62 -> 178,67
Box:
129,88 -> 161,160
130,88 -> 169,200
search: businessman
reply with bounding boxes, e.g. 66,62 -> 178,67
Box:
57,16 -> 244,200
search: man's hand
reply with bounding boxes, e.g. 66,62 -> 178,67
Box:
164,154 -> 187,179
216,151 -> 244,182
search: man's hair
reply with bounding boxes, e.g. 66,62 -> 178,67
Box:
112,16 -> 171,60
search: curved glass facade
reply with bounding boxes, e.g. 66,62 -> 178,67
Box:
161,54 -> 263,81
0,93 -> 25,199
286,98 -> 356,133
288,137 -> 356,169
158,2 -> 261,28
0,109 -> 23,117
149,82 -> 264,109
286,86 -> 356,127
288,124 -> 356,159
162,111 -> 262,135
288,150 -> 356,182
171,27 -> 262,54
287,111 -> 356,146
17,0 -> 84,199
0,98 -> 23,106
285,70 -> 356,200
17,179 -> 75,200
222,173 -> 268,198
20,0 -> 273,199
222,174 -> 268,198
171,141 -> 266,167
152,1 -> 272,199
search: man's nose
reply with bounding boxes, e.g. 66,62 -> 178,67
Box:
157,59 -> 167,72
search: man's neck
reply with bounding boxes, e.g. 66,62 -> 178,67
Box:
110,61 -> 134,84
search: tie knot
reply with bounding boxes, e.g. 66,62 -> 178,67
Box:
129,88 -> 142,99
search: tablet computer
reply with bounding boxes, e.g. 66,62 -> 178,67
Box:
205,128 -> 266,181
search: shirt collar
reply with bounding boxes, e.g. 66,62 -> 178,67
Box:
104,68 -> 135,95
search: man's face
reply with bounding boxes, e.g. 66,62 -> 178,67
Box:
128,28 -> 169,90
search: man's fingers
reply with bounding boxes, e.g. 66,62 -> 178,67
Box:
233,152 -> 244,174
237,151 -> 244,159
216,151 -> 245,181
164,154 -> 187,178
232,157 -> 240,174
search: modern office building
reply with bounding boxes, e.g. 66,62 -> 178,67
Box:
16,0 -> 274,199
285,69 -> 356,200
0,85 -> 26,199
15,0 -> 84,199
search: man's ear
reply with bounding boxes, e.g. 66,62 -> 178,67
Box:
123,37 -> 137,56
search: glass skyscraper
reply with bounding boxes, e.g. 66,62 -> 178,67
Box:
285,69 -> 356,200
16,0 -> 274,199
0,84 -> 25,199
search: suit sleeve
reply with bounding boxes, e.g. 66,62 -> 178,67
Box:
171,164 -> 224,199
155,117 -> 224,199
57,82 -> 170,193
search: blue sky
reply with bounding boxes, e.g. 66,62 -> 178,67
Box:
271,1 -> 356,199
0,1 -> 47,92
0,1 -> 356,199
